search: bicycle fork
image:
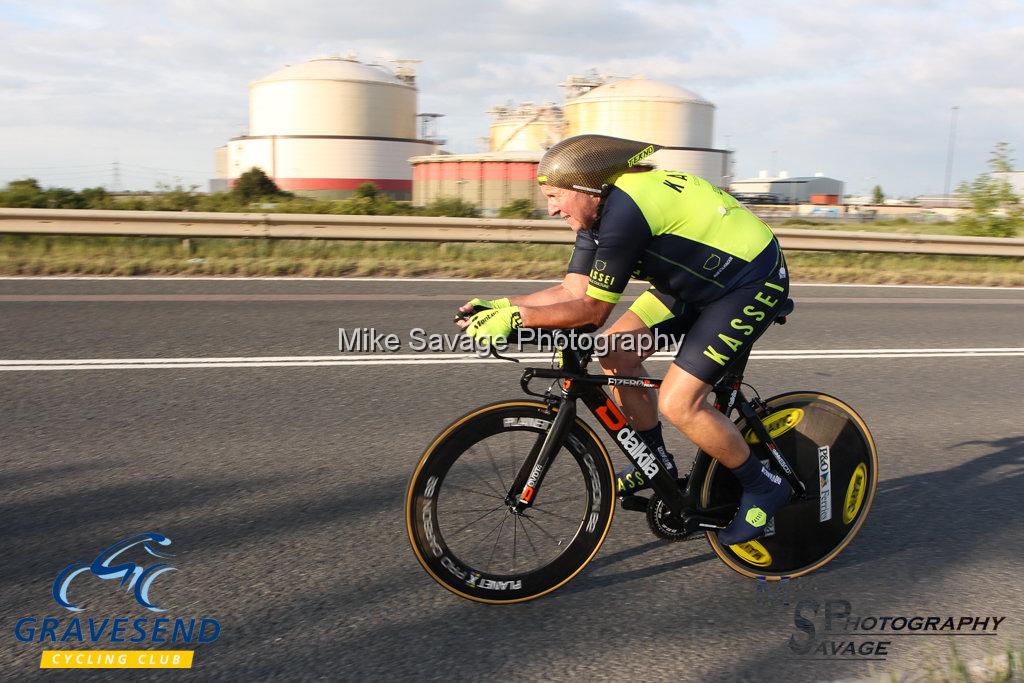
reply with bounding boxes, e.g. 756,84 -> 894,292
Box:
508,398 -> 576,513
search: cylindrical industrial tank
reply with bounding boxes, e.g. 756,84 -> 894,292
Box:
248,56 -> 417,138
488,104 -> 564,152
490,121 -> 563,152
563,78 -> 715,148
225,55 -> 435,199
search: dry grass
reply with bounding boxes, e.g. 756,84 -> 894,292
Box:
1,235 -> 1021,286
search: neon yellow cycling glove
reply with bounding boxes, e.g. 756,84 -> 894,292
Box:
465,297 -> 512,310
465,306 -> 522,342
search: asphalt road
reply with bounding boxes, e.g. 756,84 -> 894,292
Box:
1,276 -> 1023,682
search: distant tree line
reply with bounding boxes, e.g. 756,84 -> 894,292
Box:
0,167 -> 542,219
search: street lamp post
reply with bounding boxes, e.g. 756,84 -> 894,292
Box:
943,106 -> 959,207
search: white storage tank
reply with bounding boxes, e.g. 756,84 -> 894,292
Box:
249,57 -> 417,138
222,55 -> 437,199
488,103 -> 564,152
564,78 -> 715,147
562,77 -> 729,186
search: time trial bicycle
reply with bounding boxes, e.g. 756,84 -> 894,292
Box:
406,299 -> 878,603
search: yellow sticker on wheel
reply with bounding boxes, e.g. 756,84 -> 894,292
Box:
745,408 -> 805,445
843,463 -> 868,524
730,540 -> 772,567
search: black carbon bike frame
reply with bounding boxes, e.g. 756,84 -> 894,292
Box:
501,343 -> 809,536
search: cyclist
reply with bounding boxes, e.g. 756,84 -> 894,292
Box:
458,134 -> 791,545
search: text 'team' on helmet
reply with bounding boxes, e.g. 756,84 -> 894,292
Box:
536,134 -> 663,195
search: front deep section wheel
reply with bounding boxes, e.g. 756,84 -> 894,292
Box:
406,400 -> 616,603
702,392 -> 878,579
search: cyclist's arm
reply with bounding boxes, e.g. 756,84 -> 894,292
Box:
462,229 -> 593,311
519,294 -> 614,329
521,189 -> 649,329
507,273 -> 588,307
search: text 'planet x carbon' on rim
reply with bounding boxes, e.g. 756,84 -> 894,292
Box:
406,401 -> 615,604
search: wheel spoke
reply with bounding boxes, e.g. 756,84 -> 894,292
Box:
442,482 -> 505,502
449,506 -> 503,537
521,513 -> 563,544
466,446 -> 505,497
482,439 -> 507,492
486,515 -> 508,572
516,516 -> 542,561
533,493 -> 579,507
528,506 -> 578,523
466,513 -> 510,557
512,516 -> 518,572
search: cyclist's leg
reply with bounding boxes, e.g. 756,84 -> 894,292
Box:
658,244 -> 791,543
599,287 -> 693,495
659,242 -> 789,462
598,287 -> 689,430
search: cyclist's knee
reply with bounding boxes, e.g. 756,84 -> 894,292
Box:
598,345 -> 644,375
658,366 -> 711,423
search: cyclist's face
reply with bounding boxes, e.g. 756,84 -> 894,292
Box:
541,185 -> 601,232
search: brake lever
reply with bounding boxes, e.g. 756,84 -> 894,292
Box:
452,305 -> 489,323
487,344 -> 520,363
454,306 -> 520,363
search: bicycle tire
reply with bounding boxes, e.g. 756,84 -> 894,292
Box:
406,400 -> 616,603
701,391 -> 878,579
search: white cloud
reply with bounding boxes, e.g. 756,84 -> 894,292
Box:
0,0 -> 1020,195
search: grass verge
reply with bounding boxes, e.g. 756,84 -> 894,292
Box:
1,235 -> 1022,286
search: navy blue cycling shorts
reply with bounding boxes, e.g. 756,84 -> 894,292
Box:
626,241 -> 790,385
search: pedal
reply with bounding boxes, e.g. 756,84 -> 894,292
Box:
618,494 -> 649,512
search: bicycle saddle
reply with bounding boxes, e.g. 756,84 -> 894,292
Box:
774,298 -> 795,324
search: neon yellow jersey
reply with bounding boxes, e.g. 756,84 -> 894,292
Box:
565,171 -> 776,304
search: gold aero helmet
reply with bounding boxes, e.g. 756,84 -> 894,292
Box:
537,134 -> 663,195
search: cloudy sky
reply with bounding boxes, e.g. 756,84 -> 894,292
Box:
1,0 -> 1021,196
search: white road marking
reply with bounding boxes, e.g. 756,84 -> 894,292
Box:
0,276 -> 1021,290
1,348 -> 1021,371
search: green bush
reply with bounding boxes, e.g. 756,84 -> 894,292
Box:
230,167 -> 291,203
497,199 -> 538,219
955,215 -> 1020,238
420,197 -> 480,218
956,142 -> 1022,237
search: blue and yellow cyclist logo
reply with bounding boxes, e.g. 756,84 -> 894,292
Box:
52,532 -> 176,613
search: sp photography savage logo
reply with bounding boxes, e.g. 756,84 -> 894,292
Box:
13,532 -> 221,670
786,598 -> 1007,662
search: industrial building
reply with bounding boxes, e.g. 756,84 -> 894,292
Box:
411,74 -> 732,213
411,151 -> 543,209
730,173 -> 845,205
213,55 -> 439,199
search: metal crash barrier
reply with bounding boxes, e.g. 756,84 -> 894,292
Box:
1,208 -> 1022,257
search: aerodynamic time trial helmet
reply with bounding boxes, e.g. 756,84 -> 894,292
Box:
536,134 -> 663,195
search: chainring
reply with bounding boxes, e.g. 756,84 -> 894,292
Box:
645,480 -> 703,542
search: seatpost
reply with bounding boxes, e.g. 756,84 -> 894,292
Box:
713,346 -> 752,416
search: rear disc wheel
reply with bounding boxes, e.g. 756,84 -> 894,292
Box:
702,392 -> 878,579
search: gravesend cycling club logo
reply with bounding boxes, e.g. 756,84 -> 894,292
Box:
13,532 -> 221,670
53,532 -> 176,612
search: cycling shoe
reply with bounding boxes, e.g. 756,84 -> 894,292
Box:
717,475 -> 792,545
